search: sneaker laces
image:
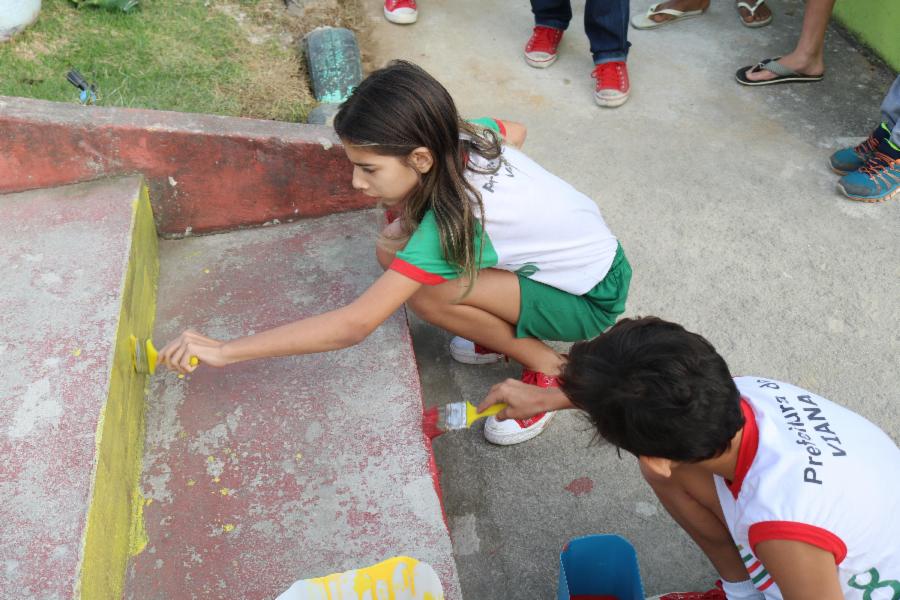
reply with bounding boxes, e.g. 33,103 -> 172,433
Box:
854,131 -> 883,157
527,26 -> 562,52
593,61 -> 627,90
860,151 -> 900,182
386,0 -> 416,9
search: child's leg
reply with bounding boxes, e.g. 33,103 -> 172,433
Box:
374,219 -> 563,375
406,269 -> 565,376
639,461 -> 750,583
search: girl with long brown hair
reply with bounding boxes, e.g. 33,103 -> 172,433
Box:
160,61 -> 631,445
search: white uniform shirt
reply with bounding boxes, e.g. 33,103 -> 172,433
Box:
715,377 -> 900,599
393,145 -> 619,296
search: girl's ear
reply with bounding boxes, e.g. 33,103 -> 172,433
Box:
638,456 -> 675,479
408,147 -> 434,174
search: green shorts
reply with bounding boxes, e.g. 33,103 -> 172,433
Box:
515,244 -> 632,342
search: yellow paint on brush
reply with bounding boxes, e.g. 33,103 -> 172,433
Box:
75,180 -> 158,600
292,556 -> 444,600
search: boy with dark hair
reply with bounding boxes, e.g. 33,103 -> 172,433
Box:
479,316 -> 900,600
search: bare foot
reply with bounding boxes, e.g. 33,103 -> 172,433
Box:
648,0 -> 709,23
736,0 -> 772,25
742,51 -> 824,82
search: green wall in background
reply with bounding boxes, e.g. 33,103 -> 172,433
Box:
834,0 -> 900,72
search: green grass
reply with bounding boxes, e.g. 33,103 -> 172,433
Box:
0,0 -> 311,121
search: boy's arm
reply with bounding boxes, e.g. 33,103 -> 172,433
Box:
158,270 -> 421,373
755,539 -> 843,600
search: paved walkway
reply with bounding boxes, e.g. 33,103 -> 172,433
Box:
127,211 -> 460,600
364,0 -> 899,598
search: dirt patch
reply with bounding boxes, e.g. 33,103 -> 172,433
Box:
217,0 -> 371,120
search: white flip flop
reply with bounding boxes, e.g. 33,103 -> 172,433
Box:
630,2 -> 705,30
736,0 -> 773,28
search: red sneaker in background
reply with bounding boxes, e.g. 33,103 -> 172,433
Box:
524,25 -> 564,68
384,0 -> 417,24
593,60 -> 630,108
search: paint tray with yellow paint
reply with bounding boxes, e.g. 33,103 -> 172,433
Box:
276,556 -> 444,600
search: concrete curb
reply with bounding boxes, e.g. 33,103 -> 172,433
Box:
0,96 -> 373,237
0,176 -> 157,599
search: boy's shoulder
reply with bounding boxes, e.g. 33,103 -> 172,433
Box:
732,375 -> 900,506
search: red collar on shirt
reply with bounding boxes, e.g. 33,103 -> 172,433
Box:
726,398 -> 758,499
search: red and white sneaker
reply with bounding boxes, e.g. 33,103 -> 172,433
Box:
524,25 -> 564,68
449,336 -> 505,365
384,0 -> 417,24
655,582 -> 726,600
592,60 -> 630,108
483,368 -> 556,445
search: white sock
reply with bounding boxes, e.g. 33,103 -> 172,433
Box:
721,579 -> 765,600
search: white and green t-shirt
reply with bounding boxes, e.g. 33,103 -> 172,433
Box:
716,377 -> 900,599
389,131 -> 618,296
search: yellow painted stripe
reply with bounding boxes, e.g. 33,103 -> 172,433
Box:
76,180 -> 158,599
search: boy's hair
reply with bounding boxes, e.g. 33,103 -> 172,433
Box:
333,60 -> 501,294
560,317 -> 744,462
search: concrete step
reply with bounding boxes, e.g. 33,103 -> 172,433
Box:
126,211 -> 460,599
0,176 -> 158,599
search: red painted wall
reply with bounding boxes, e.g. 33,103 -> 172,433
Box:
0,96 -> 373,236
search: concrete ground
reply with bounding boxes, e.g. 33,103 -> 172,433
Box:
364,0 -> 900,598
127,211 -> 460,600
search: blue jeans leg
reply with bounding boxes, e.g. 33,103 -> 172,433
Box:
531,0 -> 573,31
586,0 -> 631,64
531,0 -> 631,62
880,74 -> 900,147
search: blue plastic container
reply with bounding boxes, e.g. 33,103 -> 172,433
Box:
557,534 -> 645,600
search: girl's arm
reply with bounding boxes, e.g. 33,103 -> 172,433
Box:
159,270 -> 422,373
498,120 -> 527,149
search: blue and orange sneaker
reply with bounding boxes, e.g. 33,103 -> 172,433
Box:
829,123 -> 891,175
837,139 -> 900,203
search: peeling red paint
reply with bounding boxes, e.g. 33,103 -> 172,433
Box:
126,212 -> 460,599
0,96 -> 373,236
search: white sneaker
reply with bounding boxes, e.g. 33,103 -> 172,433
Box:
449,336 -> 505,365
483,368 -> 559,445
384,0 -> 418,24
484,411 -> 555,445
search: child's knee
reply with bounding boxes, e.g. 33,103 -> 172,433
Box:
375,220 -> 408,270
406,284 -> 453,322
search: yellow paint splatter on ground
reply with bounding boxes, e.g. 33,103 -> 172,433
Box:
145,498 -> 153,506
223,524 -> 235,533
219,488 -> 231,496
203,268 -> 210,274
187,479 -> 196,487
72,348 -> 82,357
207,456 -> 215,463
213,476 -> 220,483
178,430 -> 188,439
295,452 -> 303,461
